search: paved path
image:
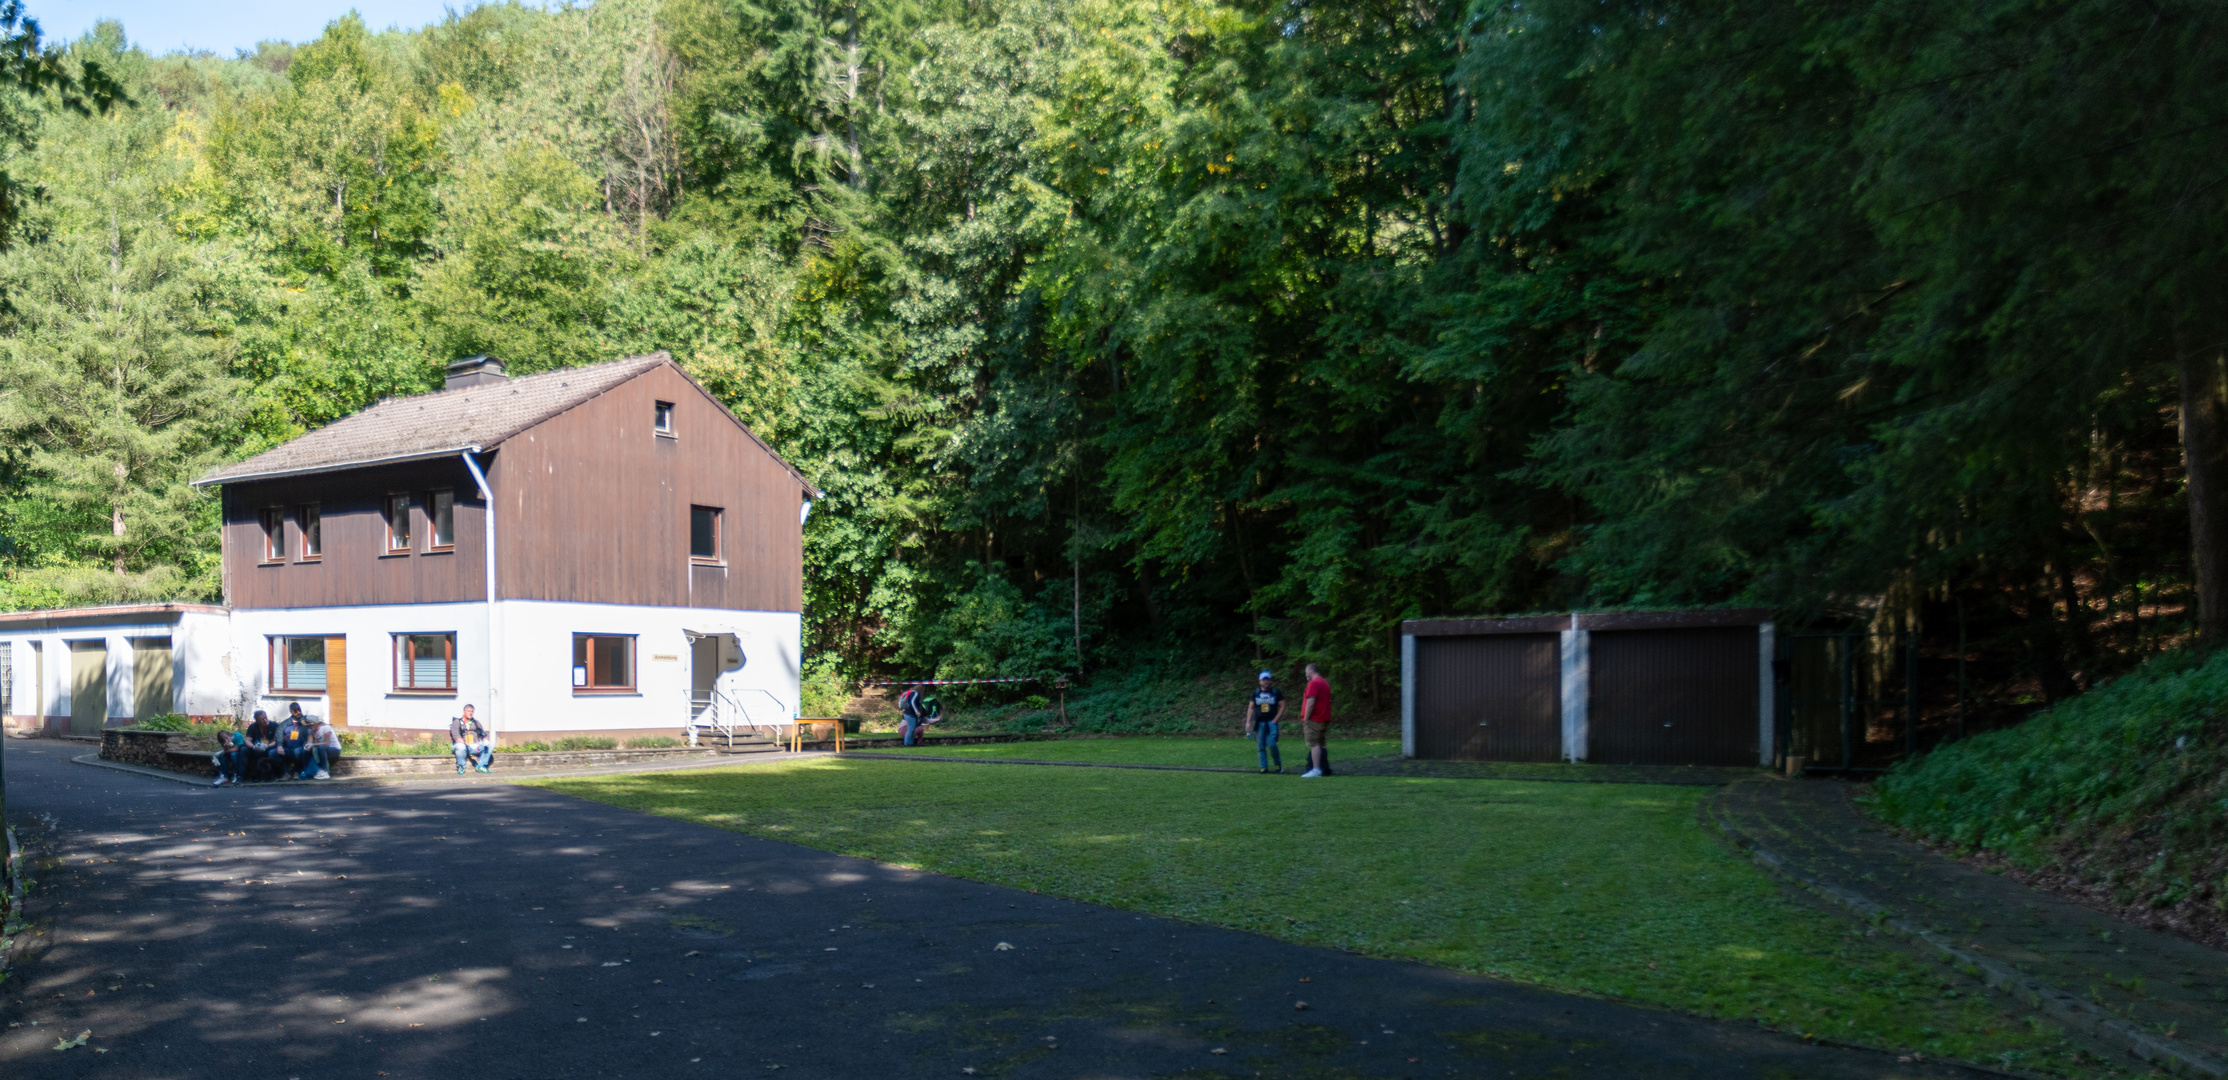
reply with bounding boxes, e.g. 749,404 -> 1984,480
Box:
1715,778 -> 2228,1076
1,739 -> 2010,1080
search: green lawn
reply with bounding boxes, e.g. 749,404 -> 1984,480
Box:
859,733 -> 1400,767
536,757 -> 2113,1077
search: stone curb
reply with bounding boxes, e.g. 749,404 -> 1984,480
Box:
1,823 -> 25,977
1713,798 -> 2227,1078
69,751 -> 833,788
839,751 -> 1258,773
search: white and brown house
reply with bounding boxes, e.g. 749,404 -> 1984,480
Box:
2,353 -> 816,743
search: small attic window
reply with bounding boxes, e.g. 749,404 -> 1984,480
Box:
654,400 -> 675,437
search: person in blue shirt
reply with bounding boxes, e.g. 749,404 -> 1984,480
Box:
1244,670 -> 1285,773
211,731 -> 249,787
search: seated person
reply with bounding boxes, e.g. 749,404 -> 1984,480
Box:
211,731 -> 249,787
277,703 -> 316,779
305,715 -> 342,780
242,709 -> 281,782
450,705 -> 493,774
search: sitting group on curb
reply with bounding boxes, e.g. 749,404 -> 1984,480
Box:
207,703 -> 499,784
210,702 -> 341,786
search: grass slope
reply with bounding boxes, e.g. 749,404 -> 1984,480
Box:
864,734 -> 1400,767
1872,649 -> 2228,945
538,759 -> 2107,1074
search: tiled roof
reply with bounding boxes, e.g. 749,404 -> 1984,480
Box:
197,354 -> 672,486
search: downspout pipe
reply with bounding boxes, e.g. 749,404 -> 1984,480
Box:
461,450 -> 500,739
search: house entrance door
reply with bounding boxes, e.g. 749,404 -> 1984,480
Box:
689,636 -> 719,722
70,641 -> 106,735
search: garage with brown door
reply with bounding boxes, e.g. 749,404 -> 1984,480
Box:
1403,609 -> 1772,767
1406,617 -> 1565,761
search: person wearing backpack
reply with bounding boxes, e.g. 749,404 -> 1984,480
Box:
897,684 -> 942,746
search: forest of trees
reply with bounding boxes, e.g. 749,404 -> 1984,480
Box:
0,0 -> 2221,717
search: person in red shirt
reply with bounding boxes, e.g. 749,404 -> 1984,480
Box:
1300,662 -> 1334,777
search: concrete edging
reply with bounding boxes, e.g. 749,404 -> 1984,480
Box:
1714,811 -> 2228,1078
69,751 -> 830,788
841,751 -> 1254,773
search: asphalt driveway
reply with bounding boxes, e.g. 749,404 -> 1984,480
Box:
0,739 -> 1989,1079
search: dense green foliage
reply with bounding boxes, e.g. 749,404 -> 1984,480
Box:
2,0 -> 2222,708
1873,650 -> 2228,921
544,759 -> 2101,1072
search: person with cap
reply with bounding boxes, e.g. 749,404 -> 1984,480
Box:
276,702 -> 317,779
1243,669 -> 1286,773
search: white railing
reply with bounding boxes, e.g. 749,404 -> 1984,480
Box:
686,688 -> 792,749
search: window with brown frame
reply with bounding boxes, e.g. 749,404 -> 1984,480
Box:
428,489 -> 455,550
384,493 -> 412,554
654,400 -> 675,437
260,508 -> 286,562
270,636 -> 329,691
690,506 -> 721,563
572,634 -> 635,691
298,504 -> 321,560
393,632 -> 456,691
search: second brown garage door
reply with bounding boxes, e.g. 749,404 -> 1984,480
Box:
1588,627 -> 1757,766
1413,634 -> 1561,761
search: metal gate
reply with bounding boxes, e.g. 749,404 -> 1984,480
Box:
1412,634 -> 1561,761
1589,627 -> 1760,766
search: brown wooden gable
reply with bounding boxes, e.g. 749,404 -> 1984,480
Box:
220,358 -> 810,613
489,361 -> 807,612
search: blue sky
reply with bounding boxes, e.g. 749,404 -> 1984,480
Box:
24,0 -> 470,56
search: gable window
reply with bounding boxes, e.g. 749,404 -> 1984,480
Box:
690,506 -> 722,563
572,634 -> 635,691
270,636 -> 329,691
260,508 -> 286,562
654,400 -> 675,437
393,632 -> 456,691
298,505 -> 321,560
429,489 -> 455,550
384,493 -> 412,553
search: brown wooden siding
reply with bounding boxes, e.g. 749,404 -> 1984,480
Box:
490,364 -> 804,611
1588,627 -> 1758,766
223,460 -> 487,609
1412,634 -> 1562,761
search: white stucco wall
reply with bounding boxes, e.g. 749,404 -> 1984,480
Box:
495,599 -> 801,735
228,600 -> 798,735
3,599 -> 801,737
229,601 -> 492,732
0,613 -> 234,724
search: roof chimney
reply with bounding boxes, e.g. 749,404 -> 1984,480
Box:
445,354 -> 507,389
